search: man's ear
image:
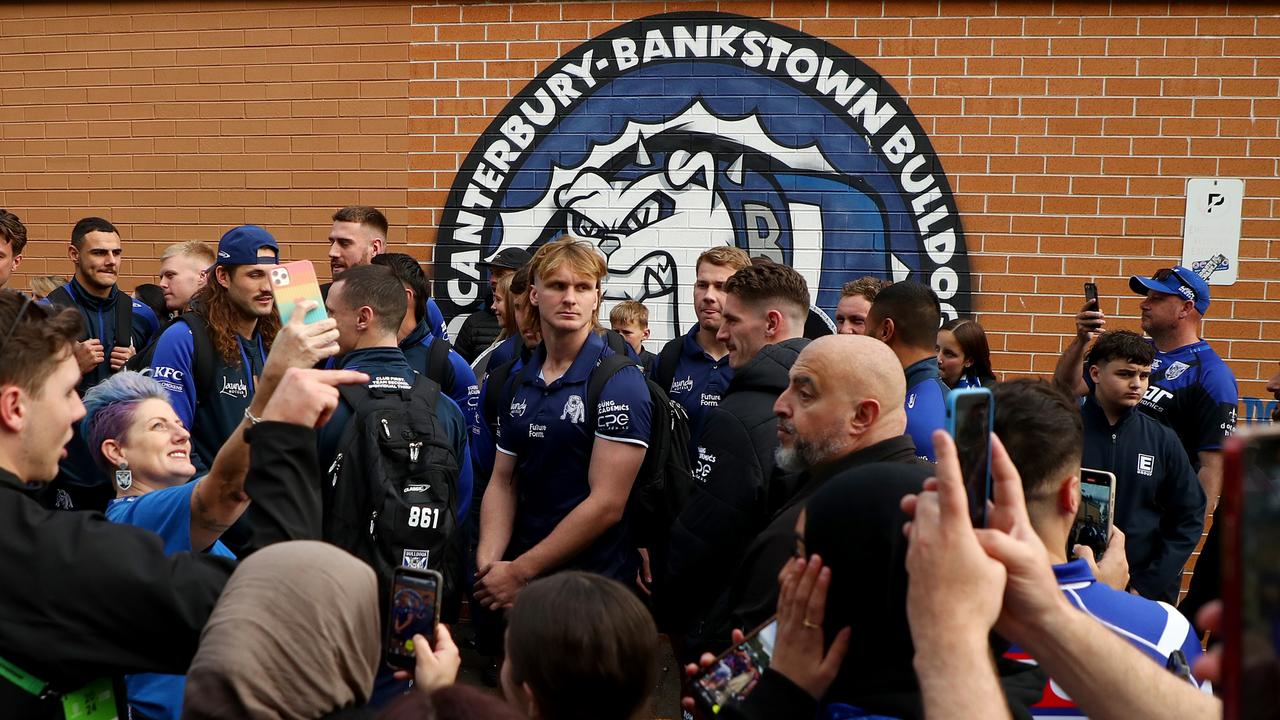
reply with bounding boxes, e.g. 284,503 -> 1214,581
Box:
11,254 -> 21,272
850,398 -> 881,436
877,317 -> 895,344
356,305 -> 375,330
371,237 -> 385,257
642,327 -> 651,341
0,386 -> 25,434
529,284 -> 540,308
1061,474 -> 1081,517
215,265 -> 232,289
1088,363 -> 1100,385
67,244 -> 79,265
765,308 -> 783,339
520,682 -> 539,719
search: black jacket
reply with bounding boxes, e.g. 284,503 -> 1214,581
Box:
454,308 -> 501,364
0,422 -> 323,717
660,338 -> 807,636
684,433 -> 923,659
1080,396 -> 1206,602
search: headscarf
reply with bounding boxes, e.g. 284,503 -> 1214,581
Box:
802,462 -> 931,711
184,541 -> 380,720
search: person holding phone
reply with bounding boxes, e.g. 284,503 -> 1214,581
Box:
990,380 -> 1204,716
1080,330 -> 1205,602
148,225 -> 281,475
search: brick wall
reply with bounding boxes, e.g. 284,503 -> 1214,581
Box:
0,1 -> 412,283
1,0 -> 1277,409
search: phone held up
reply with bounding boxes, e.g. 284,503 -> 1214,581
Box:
269,260 -> 329,325
1069,468 -> 1116,560
946,387 -> 994,528
692,618 -> 778,715
384,566 -> 443,671
1220,425 -> 1280,720
1084,281 -> 1099,310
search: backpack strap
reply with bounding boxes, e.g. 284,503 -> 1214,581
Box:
603,329 -> 632,357
482,357 -> 516,430
425,337 -> 454,392
585,353 -> 638,429
46,286 -> 90,341
655,335 -> 683,391
181,312 -> 218,407
115,292 -> 133,349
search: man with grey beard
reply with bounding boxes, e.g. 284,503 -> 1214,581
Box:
687,334 -> 928,657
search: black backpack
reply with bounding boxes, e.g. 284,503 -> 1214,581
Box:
47,284 -> 132,345
125,312 -> 218,405
653,335 -> 684,391
324,376 -> 464,619
423,335 -> 454,394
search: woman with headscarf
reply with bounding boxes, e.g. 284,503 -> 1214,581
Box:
184,541 -> 382,720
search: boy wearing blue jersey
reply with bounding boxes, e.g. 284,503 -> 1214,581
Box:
993,380 -> 1202,716
475,237 -> 651,609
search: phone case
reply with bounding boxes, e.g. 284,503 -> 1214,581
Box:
945,387 -> 995,527
384,567 -> 443,671
270,261 -> 328,325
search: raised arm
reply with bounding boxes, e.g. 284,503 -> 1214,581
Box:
1052,300 -> 1106,397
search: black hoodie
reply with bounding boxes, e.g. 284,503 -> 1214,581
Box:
659,337 -> 808,640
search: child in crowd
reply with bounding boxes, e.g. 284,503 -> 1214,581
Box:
936,317 -> 996,389
609,300 -> 657,373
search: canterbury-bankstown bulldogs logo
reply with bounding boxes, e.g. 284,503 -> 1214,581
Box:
561,395 -> 586,424
434,12 -> 970,342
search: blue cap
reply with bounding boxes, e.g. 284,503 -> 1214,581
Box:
1129,265 -> 1210,315
215,225 -> 279,266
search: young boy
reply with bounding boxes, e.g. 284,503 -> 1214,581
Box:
609,300 -> 657,373
1079,330 -> 1205,602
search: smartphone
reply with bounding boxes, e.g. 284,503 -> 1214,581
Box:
946,387 -> 994,527
269,260 -> 328,325
1083,281 -> 1099,309
692,618 -> 778,715
1221,425 -> 1280,720
383,566 -> 443,671
1070,468 -> 1115,560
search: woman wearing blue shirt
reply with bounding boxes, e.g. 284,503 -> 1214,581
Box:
80,304 -> 338,720
936,317 -> 997,390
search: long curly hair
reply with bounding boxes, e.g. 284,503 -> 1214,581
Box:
196,266 -> 280,366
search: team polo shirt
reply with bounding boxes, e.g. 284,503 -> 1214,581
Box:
107,481 -> 235,720
400,318 -> 482,437
1004,559 -> 1202,718
903,357 -> 947,462
495,331 -> 652,581
650,327 -> 733,456
149,319 -> 266,472
1141,340 -> 1238,462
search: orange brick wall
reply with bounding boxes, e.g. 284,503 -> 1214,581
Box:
1,0 -> 1277,412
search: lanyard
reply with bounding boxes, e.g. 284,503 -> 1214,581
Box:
0,653 -> 50,698
0,654 -> 120,720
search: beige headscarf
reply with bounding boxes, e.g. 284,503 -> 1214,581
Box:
183,541 -> 380,720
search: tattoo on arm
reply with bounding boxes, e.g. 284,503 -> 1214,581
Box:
192,483 -> 231,533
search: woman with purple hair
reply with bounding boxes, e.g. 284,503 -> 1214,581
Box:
80,302 -> 340,720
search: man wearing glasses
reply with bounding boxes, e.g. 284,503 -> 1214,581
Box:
1053,265 -> 1238,618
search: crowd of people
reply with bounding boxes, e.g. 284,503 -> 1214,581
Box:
0,202 -> 1274,720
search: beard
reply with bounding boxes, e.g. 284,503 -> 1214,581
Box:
774,420 -> 849,473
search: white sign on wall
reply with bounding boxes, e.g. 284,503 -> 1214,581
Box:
1181,177 -> 1243,285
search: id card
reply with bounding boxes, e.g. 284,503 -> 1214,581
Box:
61,677 -> 121,720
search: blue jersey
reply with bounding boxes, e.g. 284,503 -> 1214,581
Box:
650,327 -> 733,457
1141,340 -> 1238,461
495,332 -> 652,581
903,357 -> 947,462
42,278 -> 161,394
318,347 -> 474,521
1005,559 -> 1202,718
425,297 -> 449,342
106,481 -> 235,720
400,319 -> 481,438
149,319 -> 266,472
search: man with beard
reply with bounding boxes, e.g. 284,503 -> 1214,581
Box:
149,226 -> 280,474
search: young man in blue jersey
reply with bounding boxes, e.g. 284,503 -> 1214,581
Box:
650,245 -> 751,452
992,379 -> 1202,715
1080,330 -> 1204,603
372,252 -> 480,437
475,237 -> 652,609
323,205 -> 449,341
865,281 -> 947,462
149,226 -> 280,473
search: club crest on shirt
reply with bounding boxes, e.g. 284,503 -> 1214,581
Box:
402,549 -> 431,569
562,394 -> 586,424
1162,361 -> 1190,381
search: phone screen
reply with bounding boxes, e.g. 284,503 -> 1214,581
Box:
1227,430 -> 1280,718
385,568 -> 441,669
269,260 -> 328,325
1071,469 -> 1115,559
951,390 -> 993,528
694,619 -> 778,715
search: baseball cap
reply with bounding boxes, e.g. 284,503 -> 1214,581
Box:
215,225 -> 279,267
478,247 -> 532,270
1128,265 -> 1210,315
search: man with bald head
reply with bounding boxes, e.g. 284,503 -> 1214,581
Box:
678,335 -> 927,658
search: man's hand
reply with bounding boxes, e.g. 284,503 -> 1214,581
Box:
636,547 -> 653,596
474,560 -> 529,610
264,300 -> 340,377
1074,300 -> 1106,342
1073,525 -> 1129,591
770,554 -> 851,700
108,343 -> 135,371
902,431 -> 1007,648
75,339 -> 104,373
260,367 -> 369,428
392,624 -> 461,694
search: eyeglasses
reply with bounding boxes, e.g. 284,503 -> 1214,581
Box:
0,294 -> 31,352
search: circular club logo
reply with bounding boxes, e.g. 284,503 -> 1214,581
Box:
434,12 -> 970,341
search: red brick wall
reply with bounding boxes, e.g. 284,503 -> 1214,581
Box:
1,1 -> 1276,409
